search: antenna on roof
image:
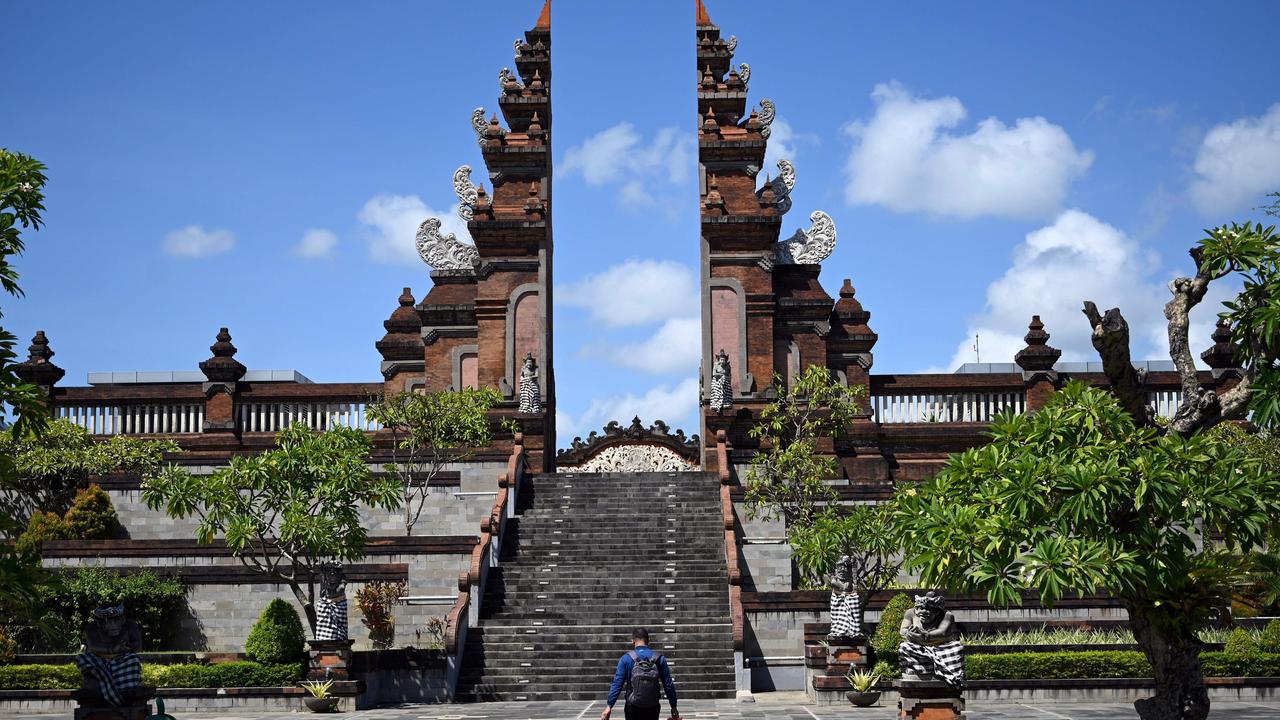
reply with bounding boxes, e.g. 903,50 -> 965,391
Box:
973,334 -> 980,364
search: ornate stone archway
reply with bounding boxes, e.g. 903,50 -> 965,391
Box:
554,417 -> 700,473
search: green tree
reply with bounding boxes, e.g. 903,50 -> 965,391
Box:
897,382 -> 1280,720
788,503 -> 901,631
0,149 -> 53,633
0,419 -> 176,527
366,388 -> 499,535
743,366 -> 864,529
141,423 -> 401,633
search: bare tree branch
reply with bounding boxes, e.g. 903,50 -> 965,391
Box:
1083,301 -> 1153,425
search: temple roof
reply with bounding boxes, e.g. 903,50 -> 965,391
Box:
535,0 -> 551,29
696,0 -> 712,27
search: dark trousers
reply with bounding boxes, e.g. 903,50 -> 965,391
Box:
624,703 -> 661,720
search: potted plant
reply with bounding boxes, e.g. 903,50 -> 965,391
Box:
845,668 -> 881,707
300,679 -> 340,713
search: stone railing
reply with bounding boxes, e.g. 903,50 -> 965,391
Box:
443,433 -> 526,696
56,402 -> 206,435
716,430 -> 747,697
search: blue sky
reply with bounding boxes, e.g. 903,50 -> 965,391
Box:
4,1 -> 1279,444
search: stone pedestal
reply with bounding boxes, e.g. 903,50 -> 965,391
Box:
71,687 -> 154,720
896,679 -> 965,719
803,627 -> 872,705
307,639 -> 355,681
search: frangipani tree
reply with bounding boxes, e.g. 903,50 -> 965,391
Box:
898,382 -> 1280,720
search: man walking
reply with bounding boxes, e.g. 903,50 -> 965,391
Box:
600,628 -> 680,720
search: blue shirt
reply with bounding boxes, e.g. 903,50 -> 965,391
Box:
606,645 -> 677,708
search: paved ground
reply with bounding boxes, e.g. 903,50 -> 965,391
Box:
16,693 -> 1280,720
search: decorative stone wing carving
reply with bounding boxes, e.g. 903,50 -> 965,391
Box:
453,165 -> 478,222
513,38 -> 525,57
738,63 -> 750,88
556,416 -> 700,471
416,217 -> 478,271
758,99 -> 776,139
499,67 -> 524,92
776,210 -> 836,265
471,108 -> 488,147
757,158 -> 796,215
726,35 -> 738,54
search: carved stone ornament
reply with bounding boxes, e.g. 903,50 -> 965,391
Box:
757,98 -> 776,139
471,107 -> 488,146
710,349 -> 733,412
453,165 -> 478,222
416,217 -> 478,271
499,66 -> 524,92
757,158 -> 795,215
513,38 -> 525,57
738,63 -> 751,88
726,35 -> 738,54
556,416 -> 700,471
776,210 -> 836,265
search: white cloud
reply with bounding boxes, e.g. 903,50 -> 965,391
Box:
559,123 -> 693,216
1188,103 -> 1280,215
941,210 -> 1163,371
607,317 -> 701,375
844,81 -> 1093,220
292,228 -> 338,259
357,194 -> 471,266
558,377 -> 700,442
162,225 -> 235,258
559,259 -> 699,328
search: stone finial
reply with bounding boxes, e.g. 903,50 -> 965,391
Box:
377,288 -> 424,364
757,175 -> 777,210
1201,317 -> 1240,370
701,107 -> 721,137
199,327 -> 247,383
524,180 -> 546,218
529,70 -> 545,93
1014,315 -> 1061,372
13,330 -> 66,388
835,279 -> 869,321
484,113 -> 507,144
704,174 -> 726,215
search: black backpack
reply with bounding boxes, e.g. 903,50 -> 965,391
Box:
625,649 -> 662,708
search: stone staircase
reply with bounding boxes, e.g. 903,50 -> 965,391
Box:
455,471 -> 737,702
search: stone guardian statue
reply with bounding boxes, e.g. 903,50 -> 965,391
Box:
518,352 -> 541,413
314,562 -> 349,642
75,605 -> 144,706
827,554 -> 864,640
710,349 -> 733,412
898,591 -> 965,687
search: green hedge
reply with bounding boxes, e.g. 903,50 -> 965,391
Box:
966,651 -> 1280,680
0,662 -> 301,690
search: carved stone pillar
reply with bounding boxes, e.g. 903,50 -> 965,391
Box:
198,327 -> 246,433
1015,316 -> 1061,412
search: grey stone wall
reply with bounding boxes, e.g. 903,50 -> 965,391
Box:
44,552 -> 470,652
110,462 -> 506,539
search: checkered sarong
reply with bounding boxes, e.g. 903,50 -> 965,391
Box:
75,652 -> 142,706
828,591 -> 863,638
315,595 -> 348,641
899,640 -> 965,688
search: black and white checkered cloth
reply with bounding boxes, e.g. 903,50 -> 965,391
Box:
828,591 -> 863,638
315,595 -> 348,641
75,652 -> 142,706
899,640 -> 966,688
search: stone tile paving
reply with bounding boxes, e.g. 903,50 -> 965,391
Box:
13,693 -> 1280,720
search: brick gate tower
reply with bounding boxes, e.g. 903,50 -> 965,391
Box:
378,0 -> 556,470
696,0 -> 875,458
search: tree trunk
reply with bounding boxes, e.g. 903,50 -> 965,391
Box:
1126,601 -> 1210,720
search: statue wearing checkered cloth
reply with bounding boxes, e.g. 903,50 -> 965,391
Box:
898,592 -> 965,688
827,554 -> 864,640
314,562 -> 349,642
75,605 -> 144,706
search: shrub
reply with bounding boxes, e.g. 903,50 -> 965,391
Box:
964,650 -> 1280,679
0,627 -> 17,664
871,659 -> 899,680
872,593 -> 911,656
15,511 -> 70,555
0,662 -> 300,690
62,485 -> 119,540
244,599 -> 305,665
355,581 -> 405,650
1225,627 -> 1260,656
44,567 -> 188,652
1260,619 -> 1280,653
